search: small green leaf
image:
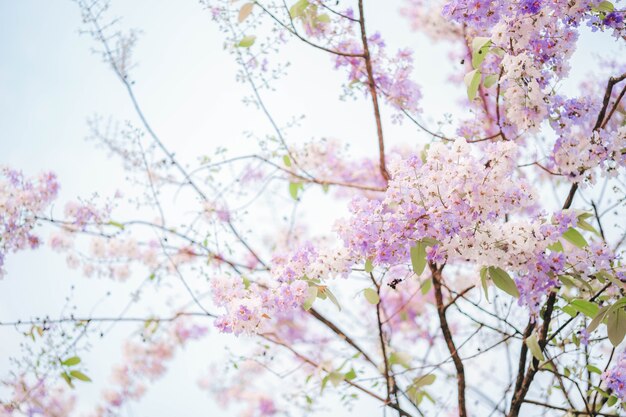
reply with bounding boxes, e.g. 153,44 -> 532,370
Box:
344,368 -> 357,381
558,274 -> 575,288
420,278 -> 432,295
607,308 -> 626,346
411,373 -> 436,389
283,155 -> 292,167
421,237 -> 440,247
289,182 -> 302,200
607,395 -> 618,407
483,74 -> 498,89
577,218 -> 600,236
596,1 -> 615,12
237,35 -> 256,48
303,286 -> 318,310
60,372 -> 73,388
471,37 -> 492,69
410,241 -> 427,276
562,227 -> 588,248
289,0 -> 309,18
569,299 -> 599,318
547,241 -> 564,252
323,287 -> 341,311
328,371 -> 344,387
242,275 -> 251,290
586,364 -> 602,375
61,356 -> 81,367
389,351 -> 411,369
561,305 -> 577,317
364,259 -> 374,273
321,375 -> 329,392
69,370 -> 91,382
464,69 -> 482,101
526,332 -> 545,361
471,36 -> 491,53
108,220 -> 125,230
480,267 -> 489,301
363,288 -> 380,305
488,266 -> 519,298
587,305 -> 610,333
316,13 -> 330,23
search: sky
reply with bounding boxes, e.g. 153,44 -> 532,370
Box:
1,0 -> 624,416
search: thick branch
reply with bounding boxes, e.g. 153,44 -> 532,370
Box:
357,0 -> 389,183
431,263 -> 467,417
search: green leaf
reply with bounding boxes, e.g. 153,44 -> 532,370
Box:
483,74 -> 498,89
607,308 -> 626,346
558,274 -> 575,288
238,3 -> 255,23
60,372 -> 73,388
488,266 -> 519,298
389,351 -> 411,369
560,305 -> 577,317
569,299 -> 599,318
69,370 -> 92,382
237,35 -> 256,48
316,13 -> 330,23
547,240 -> 564,252
289,182 -> 302,200
411,373 -> 436,390
471,36 -> 491,54
464,69 -> 482,101
61,356 -> 81,367
471,37 -> 492,69
526,332 -> 545,361
587,305 -> 610,333
607,395 -> 618,407
596,1 -> 615,12
289,0 -> 309,18
420,278 -> 432,295
328,371 -> 344,387
303,286 -> 318,310
344,368 -> 357,381
586,364 -> 602,375
421,237 -> 440,247
480,267 -> 489,301
363,288 -> 380,305
242,275 -> 251,290
364,259 -> 374,273
321,375 -> 329,392
283,155 -> 292,167
410,241 -> 427,276
562,227 -> 588,248
577,218 -> 600,235
324,287 -> 341,311
108,220 -> 125,230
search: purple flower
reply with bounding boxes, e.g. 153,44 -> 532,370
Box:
520,0 -> 542,14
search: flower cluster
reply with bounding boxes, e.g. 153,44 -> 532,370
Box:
211,274 -> 309,335
288,139 -> 388,193
0,377 -> 75,417
335,34 -> 422,116
603,350 -> 626,402
552,126 -> 626,183
336,139 -> 537,267
0,168 -> 59,278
